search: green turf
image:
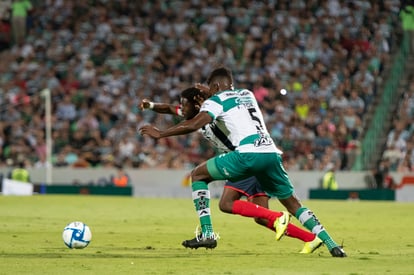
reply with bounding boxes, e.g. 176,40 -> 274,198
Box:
1,195 -> 413,275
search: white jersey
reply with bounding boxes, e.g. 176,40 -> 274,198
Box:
199,88 -> 282,154
175,105 -> 233,153
200,122 -> 235,153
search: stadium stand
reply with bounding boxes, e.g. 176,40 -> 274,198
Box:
0,0 -> 406,172
364,0 -> 414,175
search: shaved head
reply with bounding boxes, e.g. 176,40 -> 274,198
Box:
207,67 -> 234,91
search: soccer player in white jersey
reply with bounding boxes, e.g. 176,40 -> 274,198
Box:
140,87 -> 323,253
140,67 -> 346,257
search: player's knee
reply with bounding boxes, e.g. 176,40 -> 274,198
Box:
190,171 -> 209,183
218,200 -> 232,214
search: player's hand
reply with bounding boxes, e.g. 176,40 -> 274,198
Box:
139,125 -> 161,139
194,93 -> 206,107
194,83 -> 210,106
139,99 -> 153,110
195,83 -> 210,93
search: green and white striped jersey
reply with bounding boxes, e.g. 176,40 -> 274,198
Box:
200,88 -> 283,154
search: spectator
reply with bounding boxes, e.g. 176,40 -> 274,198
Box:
321,162 -> 339,190
386,120 -> 409,166
10,0 -> 32,45
54,152 -> 69,167
79,60 -> 96,87
56,95 -> 77,122
71,152 -> 91,168
9,160 -> 30,182
252,78 -> 269,104
397,154 -> 413,173
373,158 -> 394,189
347,89 -> 366,117
0,19 -> 11,51
110,165 -> 131,187
117,135 -> 136,162
400,2 -> 414,53
329,87 -> 349,110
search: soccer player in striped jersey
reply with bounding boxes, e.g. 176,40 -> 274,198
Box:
140,87 -> 322,253
140,67 -> 346,257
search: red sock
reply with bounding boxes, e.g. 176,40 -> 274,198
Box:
232,200 -> 282,221
285,223 -> 315,242
232,200 -> 315,242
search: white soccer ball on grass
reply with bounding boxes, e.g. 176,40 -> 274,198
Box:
62,221 -> 92,249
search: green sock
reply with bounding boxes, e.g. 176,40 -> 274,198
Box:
295,207 -> 338,250
192,181 -> 214,238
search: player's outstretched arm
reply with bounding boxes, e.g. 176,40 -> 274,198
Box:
139,111 -> 212,139
139,99 -> 177,114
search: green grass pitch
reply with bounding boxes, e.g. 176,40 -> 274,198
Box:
1,195 -> 413,275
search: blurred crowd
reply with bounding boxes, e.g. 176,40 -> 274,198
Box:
378,1 -> 414,175
381,77 -> 414,174
0,0 -> 404,172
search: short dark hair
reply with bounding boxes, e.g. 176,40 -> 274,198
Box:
206,66 -> 233,85
180,87 -> 205,104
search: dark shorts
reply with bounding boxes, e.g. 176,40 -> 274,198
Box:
224,176 -> 268,199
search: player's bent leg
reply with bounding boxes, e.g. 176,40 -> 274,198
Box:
249,195 -> 317,244
279,195 -> 347,257
285,223 -> 317,242
182,160 -> 224,250
191,181 -> 215,239
250,195 -> 317,244
250,195 -> 271,228
278,193 -> 303,216
296,207 -> 347,257
219,187 -> 242,214
191,161 -> 214,182
220,186 -> 269,227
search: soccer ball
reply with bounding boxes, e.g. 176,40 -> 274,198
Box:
62,221 -> 92,249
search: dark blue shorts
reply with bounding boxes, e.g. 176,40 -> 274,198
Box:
224,176 -> 268,199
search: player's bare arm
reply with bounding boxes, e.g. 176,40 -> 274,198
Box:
140,111 -> 212,139
139,99 -> 176,114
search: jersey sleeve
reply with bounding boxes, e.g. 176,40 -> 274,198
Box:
199,96 -> 222,120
